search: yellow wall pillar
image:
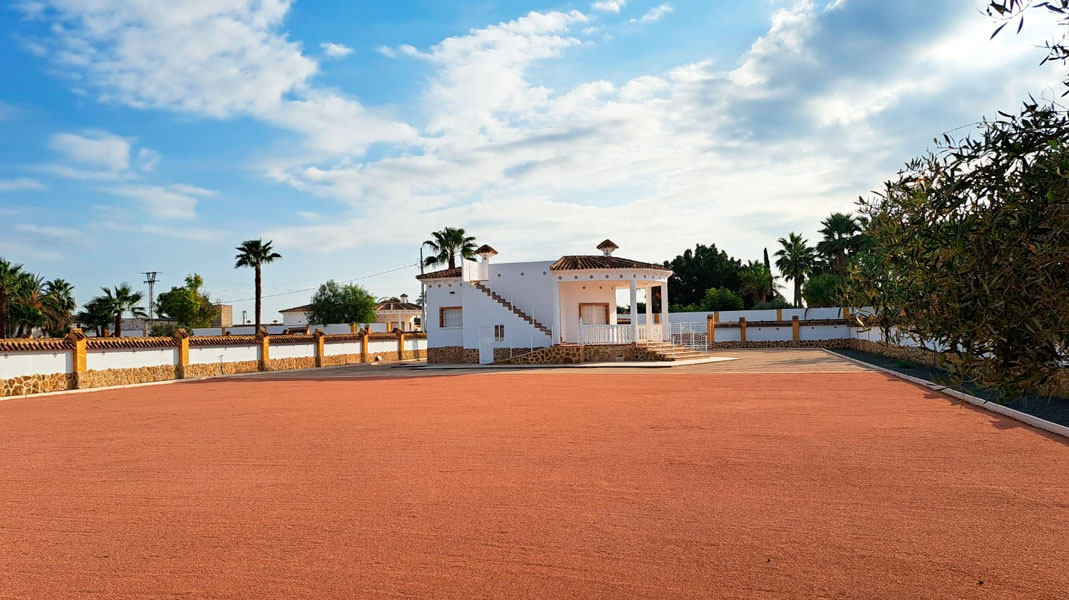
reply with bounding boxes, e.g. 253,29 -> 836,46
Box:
174,328 -> 190,378
706,316 -> 716,344
792,316 -> 800,341
713,311 -> 719,323
313,328 -> 325,368
397,330 -> 405,360
843,306 -> 852,320
350,322 -> 358,334
361,329 -> 369,363
257,328 -> 270,371
739,317 -> 747,343
776,308 -> 782,321
67,329 -> 87,388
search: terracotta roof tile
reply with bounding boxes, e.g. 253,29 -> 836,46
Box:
279,304 -> 312,313
0,338 -> 72,352
87,337 -> 179,349
416,267 -> 462,280
550,255 -> 669,271
189,336 -> 259,347
376,300 -> 421,311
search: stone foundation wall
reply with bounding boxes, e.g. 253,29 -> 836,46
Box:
710,339 -> 852,350
495,345 -> 584,365
77,365 -> 179,389
493,347 -> 537,362
428,346 -> 478,364
845,338 -> 940,366
321,353 -> 362,367
182,361 -> 261,378
582,345 -> 636,363
265,357 -> 317,372
0,372 -> 76,396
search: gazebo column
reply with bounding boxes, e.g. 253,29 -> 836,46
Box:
644,287 -> 653,341
660,282 -> 669,338
551,280 -> 562,344
629,279 -> 638,344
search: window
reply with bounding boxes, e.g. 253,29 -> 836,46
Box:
494,324 -> 505,342
440,307 -> 462,328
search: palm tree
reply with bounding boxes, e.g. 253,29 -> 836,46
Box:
76,296 -> 115,337
101,284 -> 147,337
423,227 -> 477,270
738,260 -> 773,306
0,258 -> 24,339
12,272 -> 44,337
234,239 -> 282,331
42,278 -> 76,335
775,233 -> 815,307
816,212 -> 862,276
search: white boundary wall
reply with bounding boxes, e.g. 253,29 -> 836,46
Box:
269,343 -> 316,359
0,350 -> 71,378
189,345 -> 260,365
87,348 -> 178,370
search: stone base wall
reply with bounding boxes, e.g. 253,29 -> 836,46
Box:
321,353 -> 362,367
0,372 -> 76,396
428,346 -> 479,364
77,365 -> 179,389
401,349 -> 426,360
710,339 -> 852,350
183,361 -> 261,378
845,338 -> 940,366
582,345 -> 636,363
495,345 -> 584,365
265,357 -> 317,372
493,347 -> 537,362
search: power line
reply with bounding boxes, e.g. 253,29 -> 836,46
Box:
210,261 -> 420,295
217,262 -> 418,304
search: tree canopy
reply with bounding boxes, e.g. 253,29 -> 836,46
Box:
845,102 -> 1069,397
156,274 -> 219,330
664,243 -> 742,307
307,280 -> 377,326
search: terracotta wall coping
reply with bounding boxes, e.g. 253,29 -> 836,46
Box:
714,319 -> 852,328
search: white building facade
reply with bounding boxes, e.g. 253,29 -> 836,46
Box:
418,240 -> 672,364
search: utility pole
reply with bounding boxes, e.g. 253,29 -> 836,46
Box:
419,246 -> 426,332
142,271 -> 160,335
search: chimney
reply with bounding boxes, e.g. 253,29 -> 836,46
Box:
596,239 -> 619,257
475,244 -> 498,263
400,294 -> 409,304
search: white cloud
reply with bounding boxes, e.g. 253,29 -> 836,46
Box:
17,0 -> 1067,287
25,0 -> 417,157
109,183 -> 214,219
320,41 -> 352,58
0,177 -> 46,191
49,131 -> 131,171
633,4 -> 673,23
591,1 -> 626,13
44,129 -> 161,179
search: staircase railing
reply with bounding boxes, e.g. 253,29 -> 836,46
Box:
470,282 -> 552,337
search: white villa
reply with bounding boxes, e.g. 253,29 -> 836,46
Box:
417,240 -> 675,364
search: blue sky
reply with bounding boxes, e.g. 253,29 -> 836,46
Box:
0,0 -> 1063,322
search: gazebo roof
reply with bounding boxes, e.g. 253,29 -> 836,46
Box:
549,255 -> 668,271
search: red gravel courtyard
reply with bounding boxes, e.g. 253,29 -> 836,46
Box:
1,365 -> 1067,599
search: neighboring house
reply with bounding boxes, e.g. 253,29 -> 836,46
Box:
279,304 -> 312,328
212,304 -> 233,328
376,294 -> 422,331
417,240 -> 672,364
279,295 -> 422,331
